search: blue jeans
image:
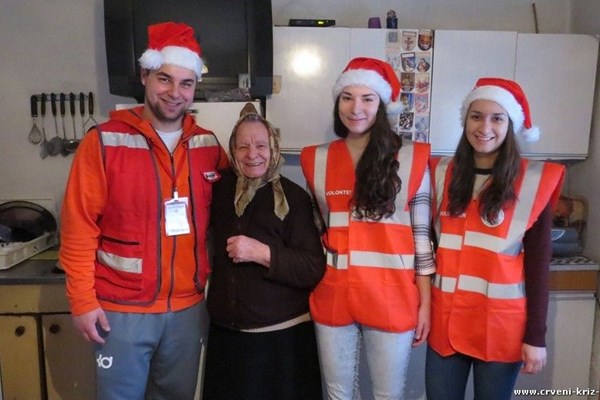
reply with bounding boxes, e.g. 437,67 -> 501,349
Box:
94,302 -> 209,400
425,346 -> 521,400
315,322 -> 414,400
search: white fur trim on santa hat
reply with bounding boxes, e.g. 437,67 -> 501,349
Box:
333,69 -> 392,105
461,85 -> 524,132
139,46 -> 204,80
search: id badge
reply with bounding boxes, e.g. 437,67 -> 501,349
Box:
164,197 -> 190,236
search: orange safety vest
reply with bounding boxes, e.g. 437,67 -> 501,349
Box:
429,157 -> 564,362
300,138 -> 430,332
94,117 -> 222,305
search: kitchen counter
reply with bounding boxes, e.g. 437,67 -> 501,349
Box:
0,250 -> 64,285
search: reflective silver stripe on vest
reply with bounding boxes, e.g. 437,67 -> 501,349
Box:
433,273 -> 525,299
326,250 -> 348,269
102,132 -> 149,149
188,134 -> 219,149
313,140 -> 415,227
351,251 -> 414,269
386,139 -> 413,225
458,275 -> 525,299
329,211 -> 349,228
432,273 -> 457,293
97,250 -> 142,274
439,233 -> 462,250
463,161 -> 544,255
326,250 -> 413,270
314,144 -> 330,227
434,160 -> 544,256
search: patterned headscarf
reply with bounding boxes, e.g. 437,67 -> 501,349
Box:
229,103 -> 289,220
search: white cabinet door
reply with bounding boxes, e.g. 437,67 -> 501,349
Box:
266,27 -> 351,152
188,101 -> 261,153
513,293 -> 596,397
514,34 -> 599,159
429,30 -> 518,156
350,28 -> 388,59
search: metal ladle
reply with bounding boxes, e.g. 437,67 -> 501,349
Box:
47,93 -> 64,156
63,92 -> 79,153
28,95 -> 43,144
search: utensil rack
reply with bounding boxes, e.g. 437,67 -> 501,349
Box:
27,91 -> 99,158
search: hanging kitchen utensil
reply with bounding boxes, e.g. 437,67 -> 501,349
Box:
69,92 -> 79,148
28,95 -> 43,144
39,93 -> 52,159
59,93 -> 70,156
83,91 -> 99,132
60,93 -> 77,156
48,93 -> 63,156
79,92 -> 86,137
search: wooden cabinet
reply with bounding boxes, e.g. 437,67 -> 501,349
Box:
42,314 -> 95,400
429,30 -> 598,159
0,284 -> 95,400
0,315 -> 42,399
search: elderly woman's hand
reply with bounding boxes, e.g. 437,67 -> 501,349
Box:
226,235 -> 271,268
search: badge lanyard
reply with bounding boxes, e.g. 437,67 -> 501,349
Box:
157,154 -> 191,236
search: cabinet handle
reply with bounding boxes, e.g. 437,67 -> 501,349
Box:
49,324 -> 61,334
14,325 -> 26,336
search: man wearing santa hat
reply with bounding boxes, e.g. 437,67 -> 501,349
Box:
59,22 -> 227,399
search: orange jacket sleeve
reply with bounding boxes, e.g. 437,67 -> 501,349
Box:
58,129 -> 107,315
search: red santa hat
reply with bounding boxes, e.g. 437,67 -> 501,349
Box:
332,57 -> 402,115
138,22 -> 204,80
461,77 -> 540,142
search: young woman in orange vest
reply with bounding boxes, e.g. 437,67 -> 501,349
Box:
300,57 -> 435,399
426,78 -> 565,400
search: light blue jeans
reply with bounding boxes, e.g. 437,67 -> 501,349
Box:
315,322 -> 414,400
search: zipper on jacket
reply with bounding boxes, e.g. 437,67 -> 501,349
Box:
167,151 -> 178,312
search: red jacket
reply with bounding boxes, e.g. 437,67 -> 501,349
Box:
59,106 -> 228,315
301,139 -> 430,332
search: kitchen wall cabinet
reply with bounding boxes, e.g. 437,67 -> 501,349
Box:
514,34 -> 598,159
429,30 -> 598,159
428,30 -> 517,155
0,284 -> 95,400
267,27 -> 598,159
266,26 -> 351,151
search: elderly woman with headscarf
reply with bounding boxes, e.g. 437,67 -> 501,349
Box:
202,103 -> 325,400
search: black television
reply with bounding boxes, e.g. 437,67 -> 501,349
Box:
103,0 -> 273,102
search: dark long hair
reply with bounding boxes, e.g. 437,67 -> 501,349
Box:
448,120 -> 522,222
333,99 -> 402,220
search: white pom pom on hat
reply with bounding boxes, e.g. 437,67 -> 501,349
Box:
138,22 -> 204,80
461,77 -> 540,142
332,57 -> 403,115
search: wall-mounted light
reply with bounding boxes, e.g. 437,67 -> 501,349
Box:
291,49 -> 322,77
